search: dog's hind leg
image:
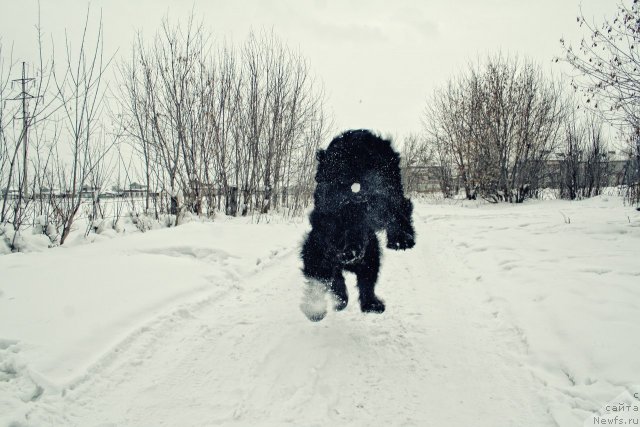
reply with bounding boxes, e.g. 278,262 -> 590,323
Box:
300,230 -> 334,322
353,234 -> 385,314
330,269 -> 348,311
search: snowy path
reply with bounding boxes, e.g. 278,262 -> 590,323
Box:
19,208 -> 553,427
4,197 -> 640,426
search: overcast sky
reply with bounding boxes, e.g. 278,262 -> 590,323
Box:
0,0 -> 617,140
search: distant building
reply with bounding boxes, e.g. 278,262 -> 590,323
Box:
99,190 -> 122,198
124,182 -> 148,197
2,188 -> 20,199
38,187 -> 61,197
187,179 -> 218,197
80,185 -> 100,198
403,164 -> 443,193
118,182 -> 160,198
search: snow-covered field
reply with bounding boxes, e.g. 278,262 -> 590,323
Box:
1,196 -> 639,426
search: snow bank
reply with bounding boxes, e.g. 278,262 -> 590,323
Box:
0,220 -> 302,390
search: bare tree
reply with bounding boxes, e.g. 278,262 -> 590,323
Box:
559,110 -> 586,200
226,30 -> 329,217
116,21 -> 329,220
424,73 -> 483,199
583,114 -> 611,197
424,55 -> 566,202
560,2 -> 640,127
0,40 -> 13,224
400,134 -> 434,193
0,14 -> 59,249
50,12 -> 111,245
115,41 -> 154,214
558,109 -> 612,200
210,42 -> 243,215
560,1 -> 640,204
29,118 -> 58,243
117,18 -> 213,223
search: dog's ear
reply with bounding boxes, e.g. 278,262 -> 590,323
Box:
316,149 -> 326,163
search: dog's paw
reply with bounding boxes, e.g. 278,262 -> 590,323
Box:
331,292 -> 348,311
300,280 -> 328,322
386,231 -> 415,250
360,295 -> 385,313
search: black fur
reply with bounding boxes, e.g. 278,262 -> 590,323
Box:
301,129 -> 415,318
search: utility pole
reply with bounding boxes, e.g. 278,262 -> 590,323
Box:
10,62 -> 37,202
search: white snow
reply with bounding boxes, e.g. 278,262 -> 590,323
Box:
1,196 -> 639,426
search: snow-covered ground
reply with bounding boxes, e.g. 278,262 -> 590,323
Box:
1,196 -> 639,426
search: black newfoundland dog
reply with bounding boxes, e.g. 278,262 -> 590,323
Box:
300,129 -> 415,321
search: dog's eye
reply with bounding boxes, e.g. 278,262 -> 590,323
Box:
351,182 -> 361,193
